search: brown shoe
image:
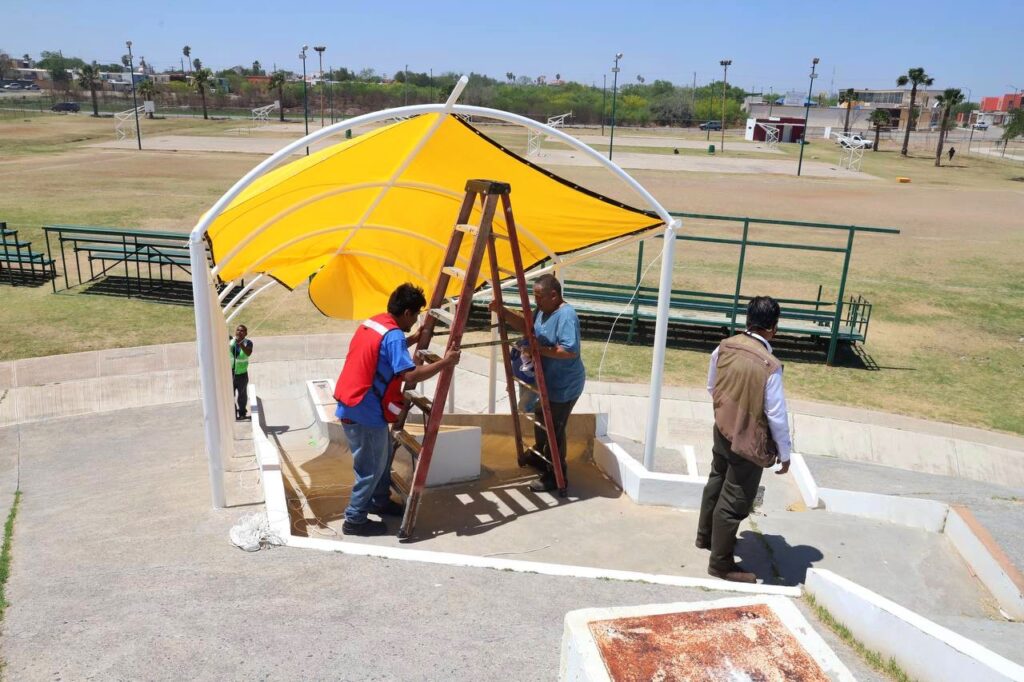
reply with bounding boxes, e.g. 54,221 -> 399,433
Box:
695,535 -> 710,550
708,567 -> 757,583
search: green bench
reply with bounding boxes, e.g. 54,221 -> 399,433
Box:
43,224 -> 207,297
1,222 -> 56,286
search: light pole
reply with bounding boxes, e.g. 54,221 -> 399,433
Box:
719,59 -> 731,151
601,74 -> 606,135
609,52 -> 623,160
299,45 -> 308,154
314,46 -> 325,128
126,40 -> 141,150
796,57 -> 820,177
329,64 -> 335,124
768,84 -> 774,117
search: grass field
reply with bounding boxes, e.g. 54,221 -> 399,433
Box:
1,114 -> 1022,435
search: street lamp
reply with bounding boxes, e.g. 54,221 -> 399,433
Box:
768,84 -> 774,117
601,74 -> 607,136
125,40 -> 141,150
609,52 -> 623,160
796,57 -> 820,177
719,59 -> 731,151
299,45 -> 308,154
314,45 -> 326,128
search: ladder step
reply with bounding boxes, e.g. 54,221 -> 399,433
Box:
403,390 -> 433,413
497,266 -> 516,277
523,414 -> 547,432
490,232 -> 509,242
454,223 -> 478,235
393,429 -> 422,456
429,308 -> 455,325
512,376 -> 535,391
525,447 -> 551,466
442,266 -> 466,280
417,349 -> 442,363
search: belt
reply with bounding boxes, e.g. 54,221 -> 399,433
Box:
340,418 -> 356,424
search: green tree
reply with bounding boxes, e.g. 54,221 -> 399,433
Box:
189,67 -> 213,119
896,67 -> 933,156
268,71 -> 287,122
252,60 -> 263,76
182,45 -> 191,72
0,49 -> 9,80
933,88 -> 964,166
839,88 -> 856,132
138,78 -> 157,118
868,109 -> 891,152
76,62 -> 102,117
1001,108 -> 1024,142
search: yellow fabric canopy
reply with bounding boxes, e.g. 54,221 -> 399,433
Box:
207,114 -> 662,319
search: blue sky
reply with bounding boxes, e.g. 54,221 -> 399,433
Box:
5,0 -> 1021,99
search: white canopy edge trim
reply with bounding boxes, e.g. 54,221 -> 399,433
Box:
222,274 -> 264,312
225,280 -> 277,324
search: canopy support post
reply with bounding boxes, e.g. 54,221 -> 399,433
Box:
642,219 -> 680,470
191,235 -> 229,509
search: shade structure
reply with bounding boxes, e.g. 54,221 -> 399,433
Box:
207,113 -> 663,319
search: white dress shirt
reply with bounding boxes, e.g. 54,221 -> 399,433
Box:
706,331 -> 792,462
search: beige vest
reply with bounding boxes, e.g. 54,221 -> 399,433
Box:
712,333 -> 782,467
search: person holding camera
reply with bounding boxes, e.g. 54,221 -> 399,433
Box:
230,324 -> 254,420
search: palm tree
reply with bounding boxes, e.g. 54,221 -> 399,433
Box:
77,62 -> 102,117
138,78 -> 157,118
869,109 -> 890,152
933,88 -> 964,166
268,71 -> 287,122
192,57 -> 202,72
182,45 -> 191,72
840,88 -> 856,133
189,67 -> 213,120
252,60 -> 262,75
896,67 -> 933,156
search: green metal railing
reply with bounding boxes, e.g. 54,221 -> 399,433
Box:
640,212 -> 900,364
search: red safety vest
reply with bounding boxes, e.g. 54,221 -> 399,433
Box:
334,313 -> 406,423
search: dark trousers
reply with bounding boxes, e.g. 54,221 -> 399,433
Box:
533,397 -> 577,485
697,425 -> 764,573
233,372 -> 249,417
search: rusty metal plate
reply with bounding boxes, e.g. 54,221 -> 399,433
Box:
588,603 -> 830,682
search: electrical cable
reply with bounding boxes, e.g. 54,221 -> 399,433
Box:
595,246 -> 665,382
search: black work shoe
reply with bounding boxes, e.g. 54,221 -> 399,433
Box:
342,519 -> 388,537
371,499 -> 405,517
528,477 -> 558,493
708,566 -> 757,583
695,535 -> 710,550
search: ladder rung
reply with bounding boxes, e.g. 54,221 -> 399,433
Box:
391,473 -> 410,498
429,308 -> 455,325
418,349 -> 442,363
525,447 -> 551,465
393,429 -> 422,456
523,414 -> 547,432
490,232 -> 509,241
455,223 -> 479,235
512,376 -> 534,391
403,390 -> 433,413
442,266 -> 466,280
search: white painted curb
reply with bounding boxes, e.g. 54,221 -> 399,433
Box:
560,595 -> 853,681
817,487 -> 950,532
945,506 -> 1024,620
805,568 -> 1024,682
591,436 -> 706,509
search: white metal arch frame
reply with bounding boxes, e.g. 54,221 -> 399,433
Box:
190,76 -> 680,507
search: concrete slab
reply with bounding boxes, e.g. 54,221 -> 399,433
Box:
3,402 -> 890,680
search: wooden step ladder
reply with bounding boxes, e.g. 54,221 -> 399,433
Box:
391,179 -> 568,539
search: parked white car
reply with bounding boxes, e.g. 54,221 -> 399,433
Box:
972,121 -> 989,130
836,132 -> 873,149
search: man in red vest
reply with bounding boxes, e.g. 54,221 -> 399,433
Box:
335,283 -> 460,536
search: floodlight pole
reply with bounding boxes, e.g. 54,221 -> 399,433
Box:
609,52 -> 623,160
768,84 -> 774,117
330,64 -> 335,124
601,74 -> 607,135
314,46 -> 326,128
720,59 -> 731,151
299,45 -> 309,155
126,41 -> 142,150
796,57 -> 819,177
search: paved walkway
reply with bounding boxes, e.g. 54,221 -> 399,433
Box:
0,403 -> 881,679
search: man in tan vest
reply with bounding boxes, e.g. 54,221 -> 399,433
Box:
697,296 -> 792,583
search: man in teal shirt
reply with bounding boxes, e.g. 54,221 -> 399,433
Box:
493,274 -> 586,492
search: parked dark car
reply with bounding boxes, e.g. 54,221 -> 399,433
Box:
51,102 -> 80,113
699,120 -> 722,131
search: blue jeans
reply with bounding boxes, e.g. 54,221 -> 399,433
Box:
343,423 -> 393,523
